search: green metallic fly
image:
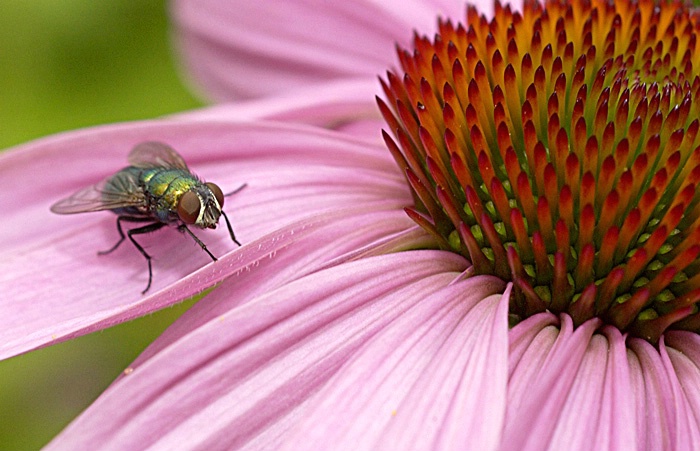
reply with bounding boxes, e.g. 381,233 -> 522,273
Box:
51,141 -> 244,294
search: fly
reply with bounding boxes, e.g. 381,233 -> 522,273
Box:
51,141 -> 245,294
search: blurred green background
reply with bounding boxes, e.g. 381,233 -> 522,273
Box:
0,0 -> 204,448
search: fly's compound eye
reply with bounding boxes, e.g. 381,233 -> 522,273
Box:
177,191 -> 201,224
206,182 -> 225,207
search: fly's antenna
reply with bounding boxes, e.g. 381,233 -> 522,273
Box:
225,183 -> 247,197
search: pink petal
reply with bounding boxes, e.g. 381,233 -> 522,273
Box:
595,327 -> 637,450
277,282 -> 511,451
627,336 -> 700,450
544,326 -> 636,451
504,315 -> 616,450
174,78 -> 383,131
173,78 -> 389,143
133,208 -> 422,363
507,311 -> 559,379
0,119 -> 412,360
629,332 -> 700,449
626,339 -> 671,450
46,251 -> 508,449
665,332 -> 700,441
376,283 -> 511,450
658,337 -> 700,447
172,0 -> 480,100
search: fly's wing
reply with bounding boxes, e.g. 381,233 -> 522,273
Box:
50,170 -> 146,214
128,141 -> 188,170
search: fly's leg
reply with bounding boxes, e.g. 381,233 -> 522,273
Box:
222,183 -> 246,246
220,211 -> 241,246
99,216 -> 155,255
178,224 -> 217,261
125,222 -> 167,294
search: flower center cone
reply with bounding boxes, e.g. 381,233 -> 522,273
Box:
379,0 -> 700,343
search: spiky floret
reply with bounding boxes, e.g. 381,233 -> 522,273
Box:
379,0 -> 700,342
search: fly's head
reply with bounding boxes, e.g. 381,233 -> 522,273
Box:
176,182 -> 225,229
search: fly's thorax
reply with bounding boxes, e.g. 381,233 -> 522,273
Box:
140,168 -> 200,213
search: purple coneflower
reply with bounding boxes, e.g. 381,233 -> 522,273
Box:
2,0 -> 700,449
